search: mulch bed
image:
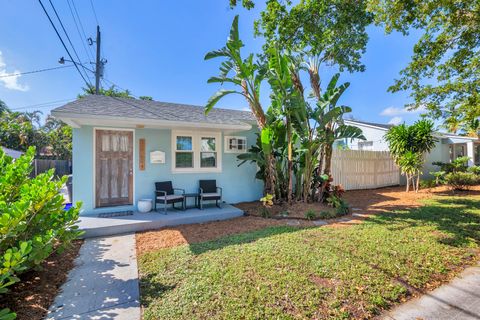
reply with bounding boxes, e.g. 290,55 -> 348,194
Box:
136,185 -> 480,255
0,240 -> 83,320
235,200 -> 336,219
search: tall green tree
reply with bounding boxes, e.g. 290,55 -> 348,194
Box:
230,0 -> 373,73
368,0 -> 480,134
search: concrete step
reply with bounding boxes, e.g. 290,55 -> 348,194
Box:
77,204 -> 244,238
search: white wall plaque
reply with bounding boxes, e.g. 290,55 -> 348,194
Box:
150,151 -> 165,164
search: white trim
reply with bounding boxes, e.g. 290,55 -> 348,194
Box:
93,127 -> 136,208
224,135 -> 247,153
171,130 -> 222,173
344,120 -> 390,131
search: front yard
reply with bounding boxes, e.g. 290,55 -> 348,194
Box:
137,188 -> 480,319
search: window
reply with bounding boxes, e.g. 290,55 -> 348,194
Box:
172,131 -> 222,172
358,141 -> 373,151
224,136 -> 247,153
200,137 -> 217,168
175,136 -> 193,168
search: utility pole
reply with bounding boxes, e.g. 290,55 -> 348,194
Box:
95,25 -> 101,94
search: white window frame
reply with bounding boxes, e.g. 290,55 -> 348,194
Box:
171,130 -> 222,173
224,136 -> 247,153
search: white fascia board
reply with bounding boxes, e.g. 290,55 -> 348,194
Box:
51,111 -> 252,131
344,120 -> 389,131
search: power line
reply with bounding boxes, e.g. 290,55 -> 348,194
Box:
10,98 -> 76,111
0,64 -> 74,78
38,0 -> 92,87
46,0 -> 92,83
70,0 -> 96,61
67,0 -> 94,62
89,0 -> 99,25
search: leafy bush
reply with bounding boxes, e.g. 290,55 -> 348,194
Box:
304,210 -> 316,220
444,172 -> 480,190
419,179 -> 437,189
468,165 -> 480,175
0,147 -> 82,318
260,207 -> 271,218
318,210 -> 336,219
433,156 -> 470,174
335,200 -> 350,216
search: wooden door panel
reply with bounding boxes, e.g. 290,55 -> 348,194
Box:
95,130 -> 133,207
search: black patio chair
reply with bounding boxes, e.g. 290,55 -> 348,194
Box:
154,181 -> 185,214
198,180 -> 222,209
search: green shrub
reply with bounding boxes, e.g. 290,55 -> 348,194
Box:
318,210 -> 336,219
433,156 -> 469,173
260,207 -> 271,218
335,200 -> 350,216
444,172 -> 480,190
304,210 -> 316,220
468,165 -> 480,175
419,179 -> 437,189
0,147 -> 82,318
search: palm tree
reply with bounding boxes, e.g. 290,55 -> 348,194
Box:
204,16 -> 277,197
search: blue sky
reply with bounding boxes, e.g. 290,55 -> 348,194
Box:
0,0 -> 424,125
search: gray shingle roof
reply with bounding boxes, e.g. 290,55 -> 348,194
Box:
52,95 -> 256,126
345,119 -> 394,130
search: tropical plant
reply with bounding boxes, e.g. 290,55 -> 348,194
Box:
0,147 -> 82,318
204,16 -> 277,197
384,120 -> 437,192
206,16 -> 364,205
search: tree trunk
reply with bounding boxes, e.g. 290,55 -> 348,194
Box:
287,122 -> 293,204
416,172 -> 420,193
241,80 -> 277,199
405,175 -> 410,192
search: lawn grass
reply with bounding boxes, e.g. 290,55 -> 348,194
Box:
138,195 -> 480,319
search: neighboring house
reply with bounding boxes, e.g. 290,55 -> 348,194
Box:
342,119 -> 480,176
51,95 -> 262,216
1,146 -> 23,159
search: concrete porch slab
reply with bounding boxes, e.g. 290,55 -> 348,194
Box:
77,204 -> 244,238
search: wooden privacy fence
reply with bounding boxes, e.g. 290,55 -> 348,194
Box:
331,149 -> 400,190
31,159 -> 72,177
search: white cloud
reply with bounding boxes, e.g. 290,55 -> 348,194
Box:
0,51 -> 29,91
380,105 -> 426,117
388,116 -> 403,125
240,107 -> 250,112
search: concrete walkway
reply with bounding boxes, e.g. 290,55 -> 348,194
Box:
384,263 -> 480,320
47,234 -> 140,320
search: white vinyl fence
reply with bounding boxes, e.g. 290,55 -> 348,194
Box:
331,149 -> 400,190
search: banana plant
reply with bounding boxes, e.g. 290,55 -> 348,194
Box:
204,15 -> 277,197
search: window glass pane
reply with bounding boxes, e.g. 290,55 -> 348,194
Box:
176,136 -> 192,150
201,152 -> 216,168
175,152 -> 193,168
201,137 -> 216,151
238,139 -> 246,150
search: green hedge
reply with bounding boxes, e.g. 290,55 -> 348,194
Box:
0,147 -> 82,319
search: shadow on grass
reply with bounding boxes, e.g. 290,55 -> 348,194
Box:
140,273 -> 176,308
187,225 -> 304,255
367,196 -> 480,247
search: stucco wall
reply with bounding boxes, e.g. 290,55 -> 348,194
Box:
344,125 -> 390,151
72,126 -> 263,215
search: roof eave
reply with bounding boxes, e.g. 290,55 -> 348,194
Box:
51,111 -> 252,131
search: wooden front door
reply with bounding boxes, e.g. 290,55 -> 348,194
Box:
95,130 -> 133,207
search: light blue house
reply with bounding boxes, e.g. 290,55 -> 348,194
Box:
52,95 -> 263,216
